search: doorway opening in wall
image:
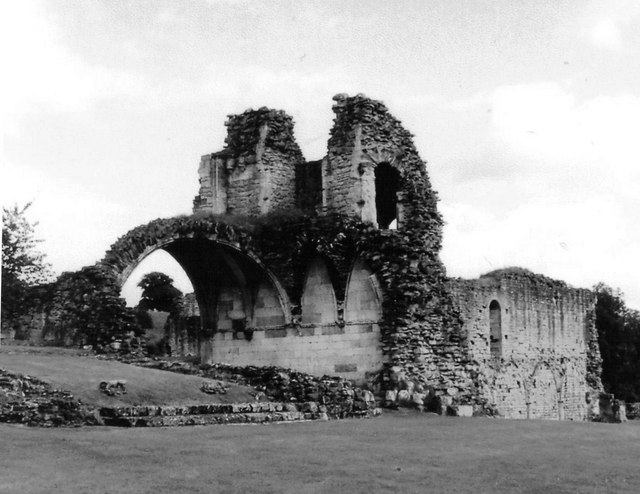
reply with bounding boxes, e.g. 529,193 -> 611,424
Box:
374,162 -> 400,229
489,300 -> 502,358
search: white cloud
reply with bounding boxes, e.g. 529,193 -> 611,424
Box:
582,0 -> 640,51
0,0 -> 145,135
590,18 -> 622,50
490,82 -> 640,189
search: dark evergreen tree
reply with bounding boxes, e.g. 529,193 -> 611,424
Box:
594,283 -> 640,402
47,265 -> 142,349
136,272 -> 183,316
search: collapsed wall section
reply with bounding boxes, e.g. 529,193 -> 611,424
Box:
448,268 -> 602,419
193,108 -> 304,216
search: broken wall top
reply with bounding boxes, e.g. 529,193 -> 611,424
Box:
214,107 -> 305,163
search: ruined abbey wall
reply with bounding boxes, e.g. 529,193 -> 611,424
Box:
449,270 -> 600,419
94,93 -> 604,420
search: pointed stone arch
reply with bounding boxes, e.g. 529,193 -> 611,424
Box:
300,257 -> 338,325
100,219 -> 292,335
344,257 -> 383,323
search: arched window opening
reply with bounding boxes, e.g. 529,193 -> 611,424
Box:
489,300 -> 502,358
374,162 -> 400,229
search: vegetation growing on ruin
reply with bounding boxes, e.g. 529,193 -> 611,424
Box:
44,266 -> 142,349
99,204 -> 474,400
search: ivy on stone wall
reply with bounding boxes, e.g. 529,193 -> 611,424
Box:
45,266 -> 141,349
100,207 -> 475,400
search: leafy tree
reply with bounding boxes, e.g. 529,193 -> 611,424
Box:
2,203 -> 53,332
136,272 -> 183,316
46,265 -> 142,349
594,283 -> 640,402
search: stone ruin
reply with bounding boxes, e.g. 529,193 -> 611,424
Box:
101,93 -> 603,420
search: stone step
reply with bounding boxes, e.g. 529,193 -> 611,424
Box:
103,411 -> 311,427
98,401 -> 379,427
99,401 -> 307,418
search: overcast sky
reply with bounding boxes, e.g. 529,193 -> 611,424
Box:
2,0 -> 639,309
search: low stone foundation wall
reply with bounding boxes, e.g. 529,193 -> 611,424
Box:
105,355 -> 380,419
99,401 -> 380,427
0,369 -> 96,427
1,364 -> 380,427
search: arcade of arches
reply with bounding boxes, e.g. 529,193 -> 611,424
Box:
103,218 -> 387,383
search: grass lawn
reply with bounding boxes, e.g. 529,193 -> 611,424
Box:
0,346 -> 256,406
2,412 -> 640,494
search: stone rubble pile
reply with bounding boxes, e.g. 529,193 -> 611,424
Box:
197,363 -> 378,419
0,369 -> 95,427
383,365 -> 473,416
200,380 -> 228,394
99,380 -> 127,396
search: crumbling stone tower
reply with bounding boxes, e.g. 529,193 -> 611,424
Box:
193,108 -> 305,216
322,93 -> 415,228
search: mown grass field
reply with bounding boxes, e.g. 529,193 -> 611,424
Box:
2,412 -> 640,494
2,346 -> 639,493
